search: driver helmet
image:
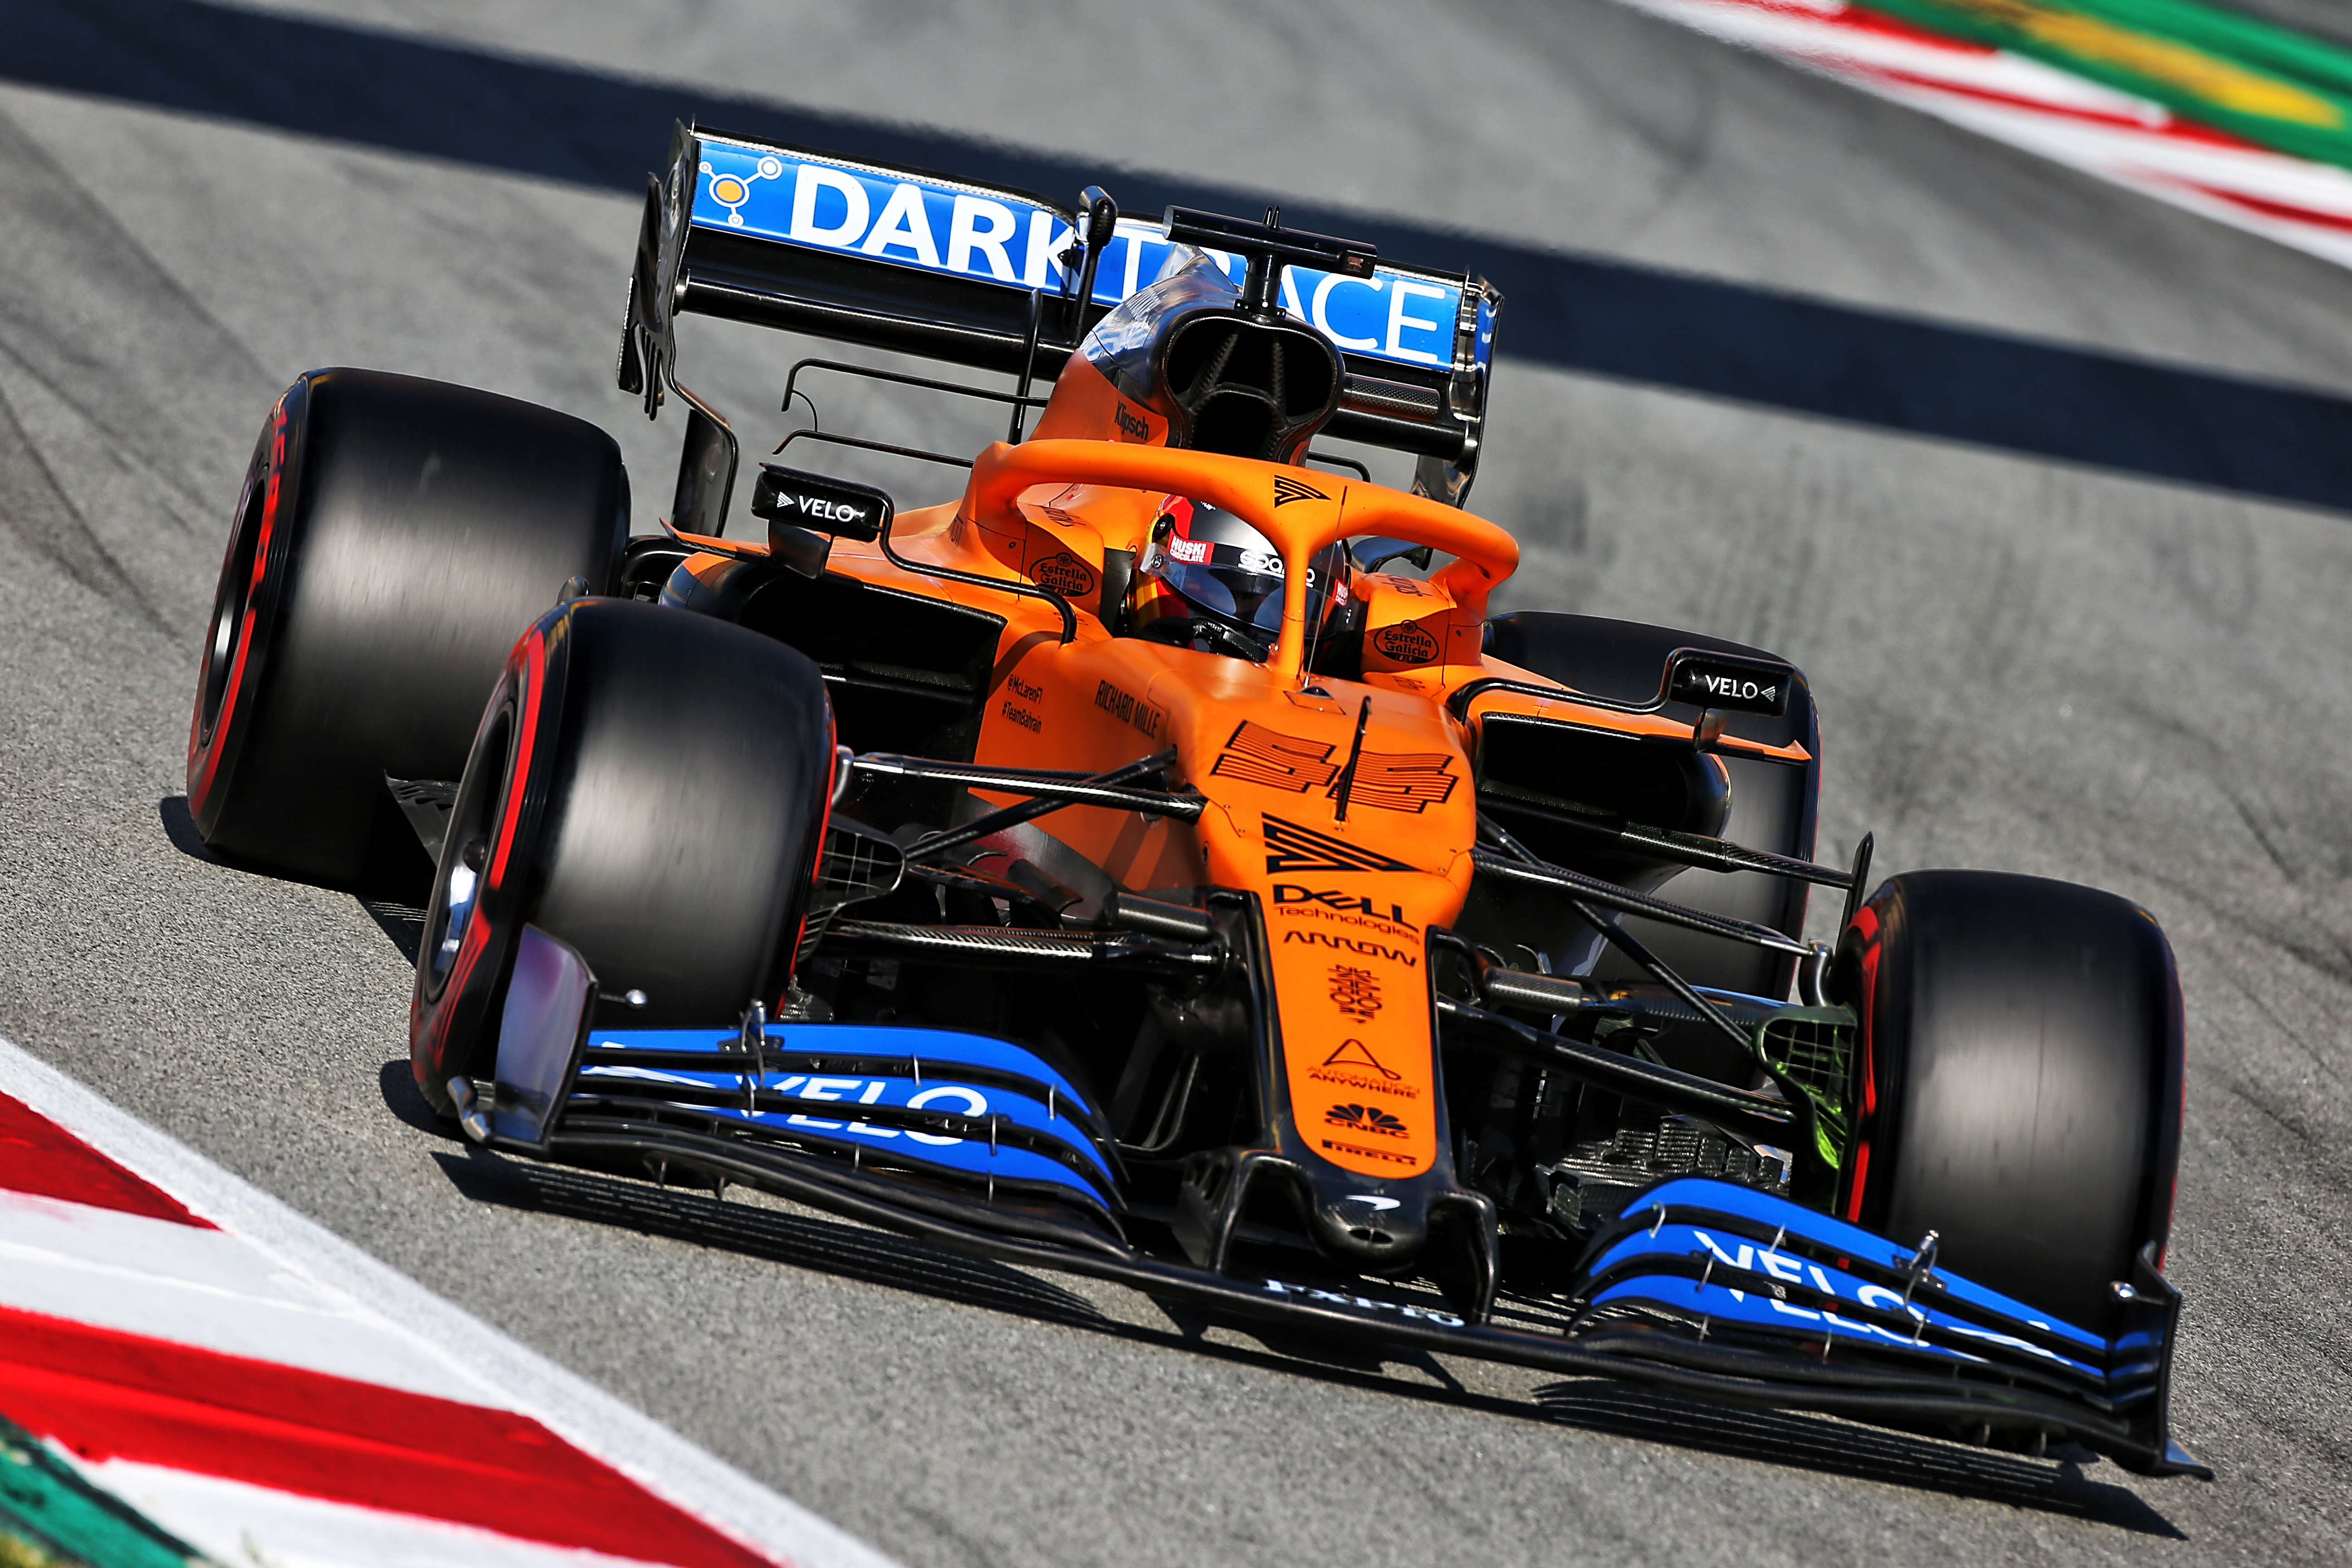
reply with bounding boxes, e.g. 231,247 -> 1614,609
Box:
1131,496 -> 1349,658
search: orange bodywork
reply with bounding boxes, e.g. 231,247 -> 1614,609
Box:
671,440 -> 1810,1181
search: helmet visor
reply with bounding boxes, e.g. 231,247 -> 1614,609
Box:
1159,538 -> 1341,637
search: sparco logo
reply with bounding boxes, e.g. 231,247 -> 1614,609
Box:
1113,404 -> 1151,441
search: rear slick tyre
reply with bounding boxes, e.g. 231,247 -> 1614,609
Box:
1836,870 -> 2185,1336
409,599 -> 835,1113
186,369 -> 629,885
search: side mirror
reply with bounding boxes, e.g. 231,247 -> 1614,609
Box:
1662,648 -> 1795,717
672,404 -> 739,538
1080,185 -> 1119,251
751,465 -> 894,580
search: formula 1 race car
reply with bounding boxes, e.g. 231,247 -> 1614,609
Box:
186,124 -> 2205,1477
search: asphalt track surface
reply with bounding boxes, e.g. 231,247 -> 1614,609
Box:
2,2 -> 2350,1563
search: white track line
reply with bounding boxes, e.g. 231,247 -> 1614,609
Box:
1614,0 -> 2352,270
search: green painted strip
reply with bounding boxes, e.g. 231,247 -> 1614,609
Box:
0,1419 -> 211,1568
1861,0 -> 2352,169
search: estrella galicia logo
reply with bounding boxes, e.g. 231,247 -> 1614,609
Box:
1032,550 -> 1097,597
1370,622 -> 1439,665
1272,475 -> 1327,508
1326,1102 -> 1408,1138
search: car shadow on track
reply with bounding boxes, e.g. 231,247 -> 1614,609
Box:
23,0 -> 2352,515
428,1142 -> 1111,1332
416,1136 -> 2185,1533
159,795 -> 434,964
1532,1383 -> 2185,1537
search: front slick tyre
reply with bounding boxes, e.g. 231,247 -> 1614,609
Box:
1838,870 -> 2185,1336
410,599 -> 834,1114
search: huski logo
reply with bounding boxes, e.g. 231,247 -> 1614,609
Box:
1263,813 -> 1416,873
1326,1103 -> 1408,1137
1272,475 -> 1327,507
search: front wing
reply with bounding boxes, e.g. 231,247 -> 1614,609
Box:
460,927 -> 2209,1479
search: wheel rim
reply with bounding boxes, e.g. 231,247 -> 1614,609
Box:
196,451 -> 269,745
423,701 -> 516,997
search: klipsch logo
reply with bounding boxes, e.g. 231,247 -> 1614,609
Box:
1272,475 -> 1327,507
1326,1103 -> 1407,1137
1113,403 -> 1151,442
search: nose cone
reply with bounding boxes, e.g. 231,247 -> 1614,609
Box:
1308,1188 -> 1429,1272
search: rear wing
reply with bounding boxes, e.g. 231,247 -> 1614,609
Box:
619,122 -> 1502,504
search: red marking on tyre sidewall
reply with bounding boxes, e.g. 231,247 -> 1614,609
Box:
486,621 -> 549,892
186,404 -> 290,812
1841,899 -> 1882,1225
414,621 -> 549,1087
776,706 -> 839,1010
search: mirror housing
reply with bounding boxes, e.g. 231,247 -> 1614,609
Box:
671,404 -> 738,537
